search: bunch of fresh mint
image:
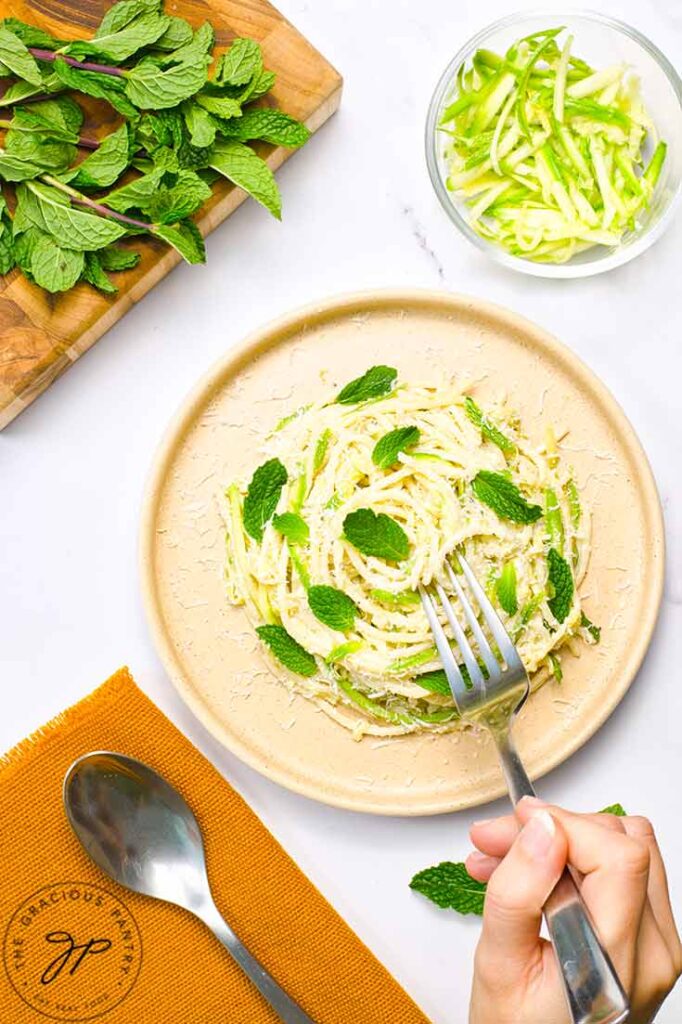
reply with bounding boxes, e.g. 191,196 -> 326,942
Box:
0,2 -> 310,293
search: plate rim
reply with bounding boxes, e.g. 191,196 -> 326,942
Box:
139,288 -> 665,815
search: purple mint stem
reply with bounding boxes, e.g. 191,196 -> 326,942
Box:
71,195 -> 153,232
77,137 -> 100,150
29,48 -> 126,77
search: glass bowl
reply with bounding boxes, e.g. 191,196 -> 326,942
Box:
425,11 -> 682,278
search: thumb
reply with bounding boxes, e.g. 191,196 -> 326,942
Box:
479,809 -> 568,972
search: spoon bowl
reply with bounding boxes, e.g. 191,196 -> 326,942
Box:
64,751 -> 316,1024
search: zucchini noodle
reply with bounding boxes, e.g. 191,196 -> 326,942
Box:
222,374 -> 594,739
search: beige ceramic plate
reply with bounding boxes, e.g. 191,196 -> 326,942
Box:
140,290 -> 664,815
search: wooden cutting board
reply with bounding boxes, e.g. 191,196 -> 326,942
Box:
0,0 -> 342,429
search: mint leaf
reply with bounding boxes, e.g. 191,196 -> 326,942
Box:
124,25 -> 214,110
0,194 -> 14,274
30,237 -> 84,292
182,101 -> 216,148
600,803 -> 626,817
372,426 -> 420,469
82,251 -> 117,294
0,152 -> 45,182
65,11 -> 170,63
65,123 -> 132,189
154,220 -> 206,264
308,585 -> 358,632
8,104 -> 80,143
465,397 -> 517,456
336,365 -> 397,405
214,38 -> 262,87
215,108 -> 310,148
126,55 -> 209,110
195,94 -> 242,120
0,25 -> 42,85
343,508 -> 410,562
471,470 -> 542,524
98,245 -> 141,271
495,561 -> 518,615
104,167 -> 165,212
256,624 -> 316,677
273,512 -> 309,545
1,17 -> 66,50
413,669 -> 452,697
154,16 -> 193,51
209,140 -> 281,219
247,69 -> 276,102
547,547 -> 573,623
96,0 -> 161,37
53,59 -> 138,118
410,862 -> 486,915
144,169 -> 211,223
243,458 -> 288,542
19,181 -> 128,250
580,611 -> 601,643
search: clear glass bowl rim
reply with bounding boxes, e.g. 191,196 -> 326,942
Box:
425,9 -> 682,278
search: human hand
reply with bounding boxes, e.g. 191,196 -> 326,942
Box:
467,797 -> 681,1024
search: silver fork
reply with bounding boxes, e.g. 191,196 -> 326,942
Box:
420,554 -> 629,1024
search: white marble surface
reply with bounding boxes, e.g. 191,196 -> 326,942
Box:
2,0 -> 682,1020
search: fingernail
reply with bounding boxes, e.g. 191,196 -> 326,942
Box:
519,810 -> 555,859
472,817 -> 495,828
518,795 -> 546,809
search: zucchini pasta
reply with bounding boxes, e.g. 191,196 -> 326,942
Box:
222,365 -> 597,738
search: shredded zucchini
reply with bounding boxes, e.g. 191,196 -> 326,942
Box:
438,26 -> 667,264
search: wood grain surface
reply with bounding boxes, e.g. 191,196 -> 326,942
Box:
0,0 -> 342,429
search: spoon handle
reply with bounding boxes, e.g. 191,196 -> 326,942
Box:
199,900 -> 317,1024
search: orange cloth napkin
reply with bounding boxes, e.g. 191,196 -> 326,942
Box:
0,668 -> 431,1024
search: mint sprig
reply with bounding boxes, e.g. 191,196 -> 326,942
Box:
343,508 -> 410,562
242,458 -> 288,543
256,624 -> 317,677
471,470 -> 543,524
0,6 -> 309,294
372,425 -> 420,469
335,366 -> 397,405
308,585 -> 358,632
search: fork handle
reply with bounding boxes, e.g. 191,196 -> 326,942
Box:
494,731 -> 630,1024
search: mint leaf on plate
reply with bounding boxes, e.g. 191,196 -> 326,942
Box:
243,458 -> 288,543
372,425 -> 420,469
471,470 -> 542,524
273,512 -> 309,545
343,508 -> 410,562
413,669 -> 452,697
336,365 -> 397,405
256,624 -> 317,677
547,547 -> 573,623
410,862 -> 486,915
308,585 -> 357,632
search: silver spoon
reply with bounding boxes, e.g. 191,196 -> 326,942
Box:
63,751 -> 317,1024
